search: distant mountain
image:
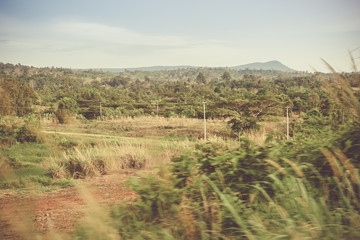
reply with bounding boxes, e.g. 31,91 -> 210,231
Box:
92,60 -> 296,73
230,61 -> 295,72
96,65 -> 196,72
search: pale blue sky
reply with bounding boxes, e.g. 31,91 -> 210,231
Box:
0,0 -> 359,72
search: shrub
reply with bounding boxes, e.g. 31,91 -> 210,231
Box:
99,123 -> 360,239
0,119 -> 40,145
0,125 -> 16,145
56,97 -> 79,123
58,136 -> 78,150
15,125 -> 38,143
228,116 -> 261,137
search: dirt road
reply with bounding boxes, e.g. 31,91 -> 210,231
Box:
42,130 -> 139,140
0,172 -> 137,240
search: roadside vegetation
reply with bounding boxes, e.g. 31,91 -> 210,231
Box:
0,59 -> 359,239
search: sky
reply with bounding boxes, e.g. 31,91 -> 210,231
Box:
0,0 -> 359,72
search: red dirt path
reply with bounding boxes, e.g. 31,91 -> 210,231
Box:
0,172 -> 137,240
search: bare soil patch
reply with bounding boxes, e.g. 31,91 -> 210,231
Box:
0,172 -> 137,239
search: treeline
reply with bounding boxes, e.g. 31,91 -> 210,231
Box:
0,62 -> 359,134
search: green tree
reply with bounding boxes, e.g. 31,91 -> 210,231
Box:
58,97 -> 79,113
56,97 -> 78,123
0,86 -> 12,115
307,91 -> 320,109
221,71 -> 232,82
196,72 -> 207,84
228,116 -> 260,136
0,79 -> 37,116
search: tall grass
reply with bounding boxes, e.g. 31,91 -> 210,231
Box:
46,142 -> 148,179
88,118 -> 360,239
42,116 -> 232,140
251,154 -> 360,239
0,143 -> 73,190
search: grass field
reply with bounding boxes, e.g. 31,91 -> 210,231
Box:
1,115 -> 289,196
4,115 -> 357,239
0,116 -> 242,239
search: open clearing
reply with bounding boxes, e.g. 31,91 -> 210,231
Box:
0,171 -> 139,240
1,117 -> 225,239
0,116 -> 290,239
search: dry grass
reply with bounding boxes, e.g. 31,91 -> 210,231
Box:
321,148 -> 343,179
333,148 -> 360,185
265,159 -> 287,175
244,129 -> 268,146
282,158 -> 304,178
321,58 -> 360,119
42,116 -> 285,177
75,185 -> 121,240
42,116 -> 231,139
46,142 -> 149,179
42,116 -> 245,176
158,138 -> 194,164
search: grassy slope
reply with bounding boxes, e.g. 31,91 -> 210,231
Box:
1,115 -> 288,191
0,115 -> 307,239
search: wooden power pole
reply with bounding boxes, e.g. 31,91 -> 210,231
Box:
156,101 -> 159,117
100,102 -> 102,119
285,106 -> 290,140
203,101 -> 207,141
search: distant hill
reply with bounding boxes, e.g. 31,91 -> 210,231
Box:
230,61 -> 295,72
92,60 -> 296,73
96,65 -> 196,72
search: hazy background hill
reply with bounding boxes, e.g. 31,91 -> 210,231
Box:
230,60 -> 295,72
97,65 -> 196,72
93,60 -> 296,73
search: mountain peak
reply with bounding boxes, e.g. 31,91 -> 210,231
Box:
231,61 -> 295,72
91,60 -> 296,73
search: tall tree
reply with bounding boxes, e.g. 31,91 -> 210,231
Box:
221,71 -> 232,82
0,79 -> 37,116
196,72 -> 207,84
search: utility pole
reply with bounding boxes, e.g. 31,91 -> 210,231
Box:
203,101 -> 207,141
285,106 -> 290,140
156,101 -> 159,117
100,102 -> 102,119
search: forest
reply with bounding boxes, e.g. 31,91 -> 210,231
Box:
0,62 -> 352,122
0,60 -> 360,239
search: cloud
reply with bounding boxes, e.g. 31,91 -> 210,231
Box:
54,21 -> 193,47
0,17 -> 235,67
0,17 -> 220,53
0,15 -> 197,49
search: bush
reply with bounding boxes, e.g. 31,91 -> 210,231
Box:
0,124 -> 40,146
173,139 -> 270,200
0,125 -> 16,145
56,97 -> 79,123
97,123 -> 360,239
15,125 -> 38,143
228,116 -> 261,136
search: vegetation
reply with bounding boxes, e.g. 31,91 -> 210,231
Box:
0,60 -> 359,239
0,62 -> 327,122
109,123 -> 360,239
